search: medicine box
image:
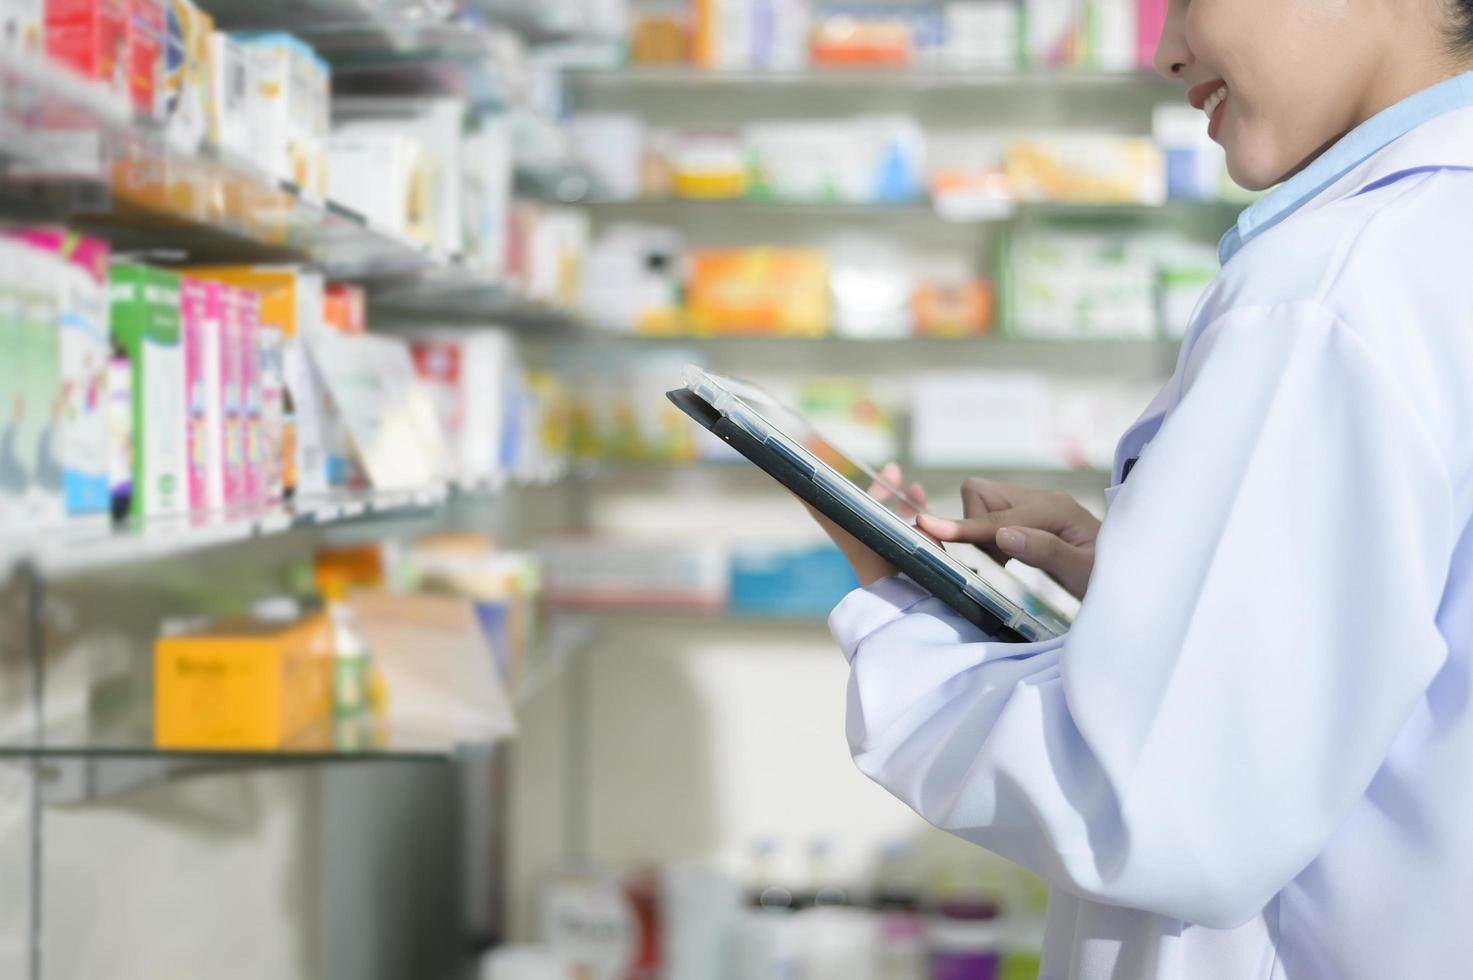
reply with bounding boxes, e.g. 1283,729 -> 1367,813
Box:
207,30 -> 250,159
729,544 -> 859,618
237,287 -> 262,507
13,229 -> 111,517
236,33 -> 329,196
189,266 -> 328,501
1023,0 -> 1083,67
216,284 -> 248,509
109,264 -> 187,521
159,0 -> 213,149
153,613 -> 333,750
0,242 -> 63,527
197,279 -> 225,513
46,0 -> 128,98
1,0 -> 43,55
325,131 -> 434,244
124,0 -> 163,113
685,248 -> 829,337
179,276 -> 225,516
410,331 -> 520,487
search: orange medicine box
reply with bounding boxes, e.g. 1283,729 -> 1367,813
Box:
154,613 -> 333,750
684,248 -> 830,337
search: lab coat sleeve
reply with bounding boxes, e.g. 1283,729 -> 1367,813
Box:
830,302 -> 1455,928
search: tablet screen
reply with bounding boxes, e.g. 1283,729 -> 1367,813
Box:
709,375 -> 925,511
686,368 -> 1074,636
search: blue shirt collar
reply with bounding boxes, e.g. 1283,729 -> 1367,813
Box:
1219,71 -> 1473,265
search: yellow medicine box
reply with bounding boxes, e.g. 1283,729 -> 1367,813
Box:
154,614 -> 334,750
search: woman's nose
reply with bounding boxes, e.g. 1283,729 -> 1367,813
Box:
1152,2 -> 1194,82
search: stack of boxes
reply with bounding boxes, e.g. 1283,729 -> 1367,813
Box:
30,1 -> 330,192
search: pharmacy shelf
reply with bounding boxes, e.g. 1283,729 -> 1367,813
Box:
202,0 -> 561,58
0,51 -> 442,278
581,459 -> 1116,486
2,714 -> 474,765
464,0 -> 612,44
573,332 -> 1180,349
546,331 -> 1183,378
0,485 -> 458,582
556,605 -> 832,627
582,197 -> 1241,224
568,66 -> 1178,93
369,262 -> 585,327
583,198 -> 935,218
203,0 -> 459,39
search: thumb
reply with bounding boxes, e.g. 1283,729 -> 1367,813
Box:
995,526 -> 1093,600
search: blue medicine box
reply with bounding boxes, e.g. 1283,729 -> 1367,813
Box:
729,544 -> 860,618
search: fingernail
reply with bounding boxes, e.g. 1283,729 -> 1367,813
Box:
996,527 -> 1026,554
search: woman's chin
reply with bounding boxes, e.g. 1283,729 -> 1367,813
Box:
1224,147 -> 1283,194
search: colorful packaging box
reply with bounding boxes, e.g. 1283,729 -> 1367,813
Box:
1,1 -> 44,56
109,264 -> 187,521
45,0 -> 128,98
1005,136 -> 1166,205
238,287 -> 262,507
190,266 -> 327,501
255,323 -> 285,504
179,276 -> 211,515
410,332 -> 523,486
153,613 -> 333,750
322,283 -> 365,335
217,284 -> 246,510
15,245 -> 63,526
1136,0 -> 1167,68
1023,0 -> 1083,68
197,279 -> 225,514
0,238 -> 63,529
159,0 -> 213,149
913,279 -> 995,338
12,229 -> 111,517
124,0 -> 163,113
729,544 -> 858,618
685,248 -> 830,337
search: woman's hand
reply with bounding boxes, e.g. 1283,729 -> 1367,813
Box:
916,478 -> 1101,600
805,463 -> 930,588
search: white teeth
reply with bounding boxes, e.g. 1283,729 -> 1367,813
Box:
1201,85 -> 1228,120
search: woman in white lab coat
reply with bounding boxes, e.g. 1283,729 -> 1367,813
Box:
815,1 -> 1473,977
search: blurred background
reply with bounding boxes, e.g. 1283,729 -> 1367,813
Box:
0,0 -> 1242,976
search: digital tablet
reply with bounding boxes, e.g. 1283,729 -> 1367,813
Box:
667,367 -> 1072,643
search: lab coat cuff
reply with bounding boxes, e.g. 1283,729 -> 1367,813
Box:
828,574 -> 934,662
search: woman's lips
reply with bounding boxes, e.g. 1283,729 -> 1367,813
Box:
1186,79 -> 1231,143
1208,93 -> 1229,142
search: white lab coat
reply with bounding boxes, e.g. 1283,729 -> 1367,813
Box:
829,101 -> 1473,978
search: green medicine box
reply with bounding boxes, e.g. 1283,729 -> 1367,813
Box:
109,264 -> 187,522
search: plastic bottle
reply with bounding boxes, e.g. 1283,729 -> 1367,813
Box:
873,843 -> 927,980
736,838 -> 804,980
806,838 -> 848,908
749,836 -> 795,912
929,879 -> 1004,980
320,577 -> 369,718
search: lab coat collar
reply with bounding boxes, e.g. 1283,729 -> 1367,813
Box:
1219,71 -> 1473,265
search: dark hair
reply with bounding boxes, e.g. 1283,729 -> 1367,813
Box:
1452,0 -> 1473,51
